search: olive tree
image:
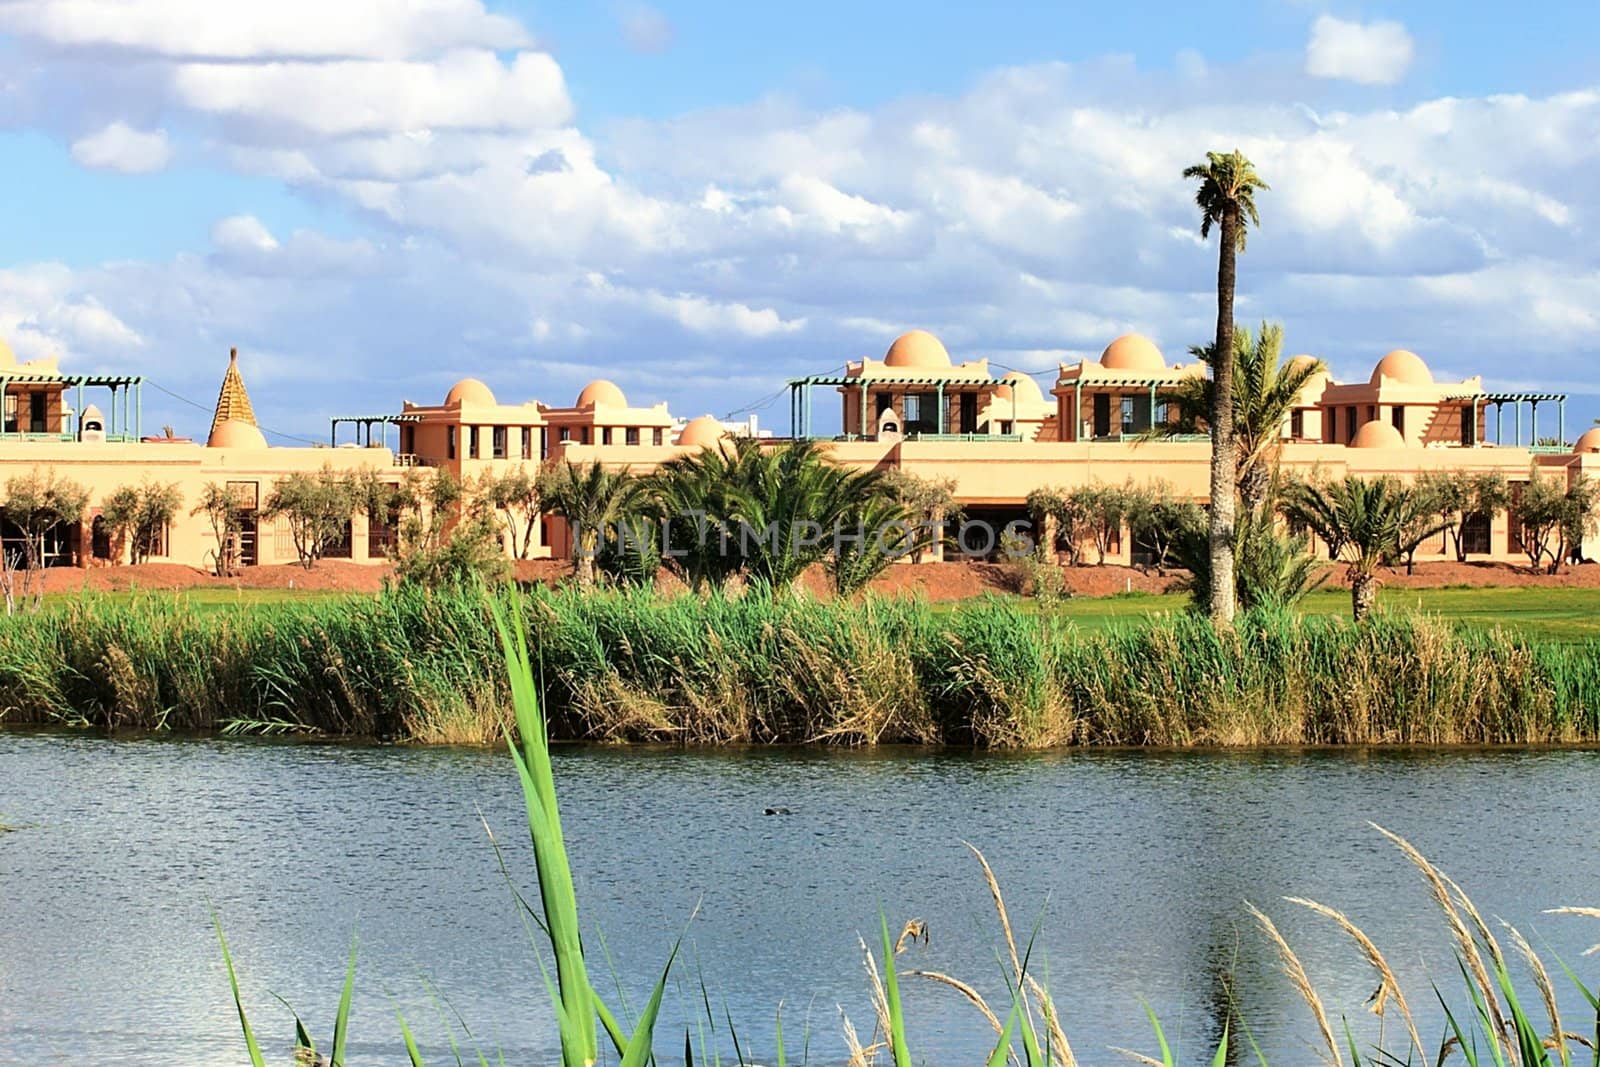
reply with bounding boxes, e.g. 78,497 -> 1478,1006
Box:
1075,484 -> 1135,566
1026,487 -> 1093,567
1417,470 -> 1509,563
1126,482 -> 1204,576
478,466 -> 542,559
389,469 -> 508,587
192,482 -> 245,577
880,469 -> 962,563
100,482 -> 183,564
263,469 -> 356,569
1516,472 -> 1597,575
1,469 -> 90,611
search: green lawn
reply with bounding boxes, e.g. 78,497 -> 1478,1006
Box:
42,586 -> 369,610
37,580 -> 1600,642
1041,585 -> 1600,643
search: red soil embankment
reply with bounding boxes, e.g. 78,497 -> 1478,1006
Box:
31,557 -> 1600,602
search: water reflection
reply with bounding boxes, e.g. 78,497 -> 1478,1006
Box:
1,735 -> 1598,1065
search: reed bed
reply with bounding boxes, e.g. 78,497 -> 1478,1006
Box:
1,584 -> 1598,746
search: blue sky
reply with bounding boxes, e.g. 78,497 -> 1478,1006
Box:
1,0 -> 1598,441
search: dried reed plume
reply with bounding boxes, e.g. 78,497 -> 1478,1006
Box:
1248,901 -> 1342,1067
1545,906 -> 1600,956
1370,823 -> 1513,1055
1503,920 -> 1565,1061
1286,896 -> 1425,1065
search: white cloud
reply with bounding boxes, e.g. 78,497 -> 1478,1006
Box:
646,292 -> 805,337
1305,15 -> 1414,86
211,215 -> 279,253
580,274 -> 805,337
70,122 -> 171,173
3,1 -> 1600,434
172,50 -> 571,136
777,176 -> 894,228
0,264 -> 144,362
0,0 -> 528,59
209,216 -> 385,277
619,5 -> 674,54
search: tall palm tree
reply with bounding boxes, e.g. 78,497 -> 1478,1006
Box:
1184,150 -> 1269,627
1282,475 -> 1413,622
537,460 -> 640,587
1156,322 -> 1324,516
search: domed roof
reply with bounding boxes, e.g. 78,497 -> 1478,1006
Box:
576,379 -> 627,408
1099,334 -> 1166,373
883,330 -> 952,369
1349,419 -> 1406,449
444,378 -> 496,406
676,415 -> 727,449
207,418 -> 269,449
80,403 -> 104,423
1573,427 -> 1600,454
993,371 -> 1045,406
1370,349 -> 1433,386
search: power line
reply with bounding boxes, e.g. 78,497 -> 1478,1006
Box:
720,363 -> 848,421
144,379 -> 323,446
986,360 -> 1058,381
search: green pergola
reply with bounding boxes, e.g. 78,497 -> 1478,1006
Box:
329,412 -> 421,450
1055,375 -> 1194,441
1470,392 -> 1569,449
786,374 -> 1026,441
0,372 -> 144,441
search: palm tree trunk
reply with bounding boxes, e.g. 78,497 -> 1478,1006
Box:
1238,460 -> 1270,517
575,541 -> 596,588
1351,571 -> 1377,622
1207,205 -> 1239,626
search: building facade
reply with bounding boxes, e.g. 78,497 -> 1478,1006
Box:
0,329 -> 1594,572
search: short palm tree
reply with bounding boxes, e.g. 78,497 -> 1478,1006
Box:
722,439 -> 901,590
1283,475 -> 1415,622
537,460 -> 640,587
648,443 -> 738,592
653,439 -> 904,593
1156,322 -> 1325,516
1184,149 -> 1269,627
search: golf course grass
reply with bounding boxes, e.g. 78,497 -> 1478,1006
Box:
36,580 -> 1600,643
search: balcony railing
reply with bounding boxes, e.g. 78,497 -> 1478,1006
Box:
906,432 -> 1024,442
1083,432 -> 1209,443
827,432 -> 1025,443
0,431 -> 141,443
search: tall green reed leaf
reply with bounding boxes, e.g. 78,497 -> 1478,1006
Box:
489,593 -> 597,1067
331,933 -> 358,1067
879,910 -> 913,1067
212,911 -> 268,1067
397,1008 -> 428,1067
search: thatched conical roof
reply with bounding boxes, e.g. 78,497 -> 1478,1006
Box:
209,347 -> 258,438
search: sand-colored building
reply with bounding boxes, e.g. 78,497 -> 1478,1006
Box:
0,346 -> 396,569
0,328 -> 1594,572
780,331 -> 1593,564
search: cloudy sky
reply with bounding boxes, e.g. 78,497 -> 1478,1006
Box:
2,0 -> 1598,442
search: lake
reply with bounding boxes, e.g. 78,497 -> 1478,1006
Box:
2,733 -> 1598,1065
